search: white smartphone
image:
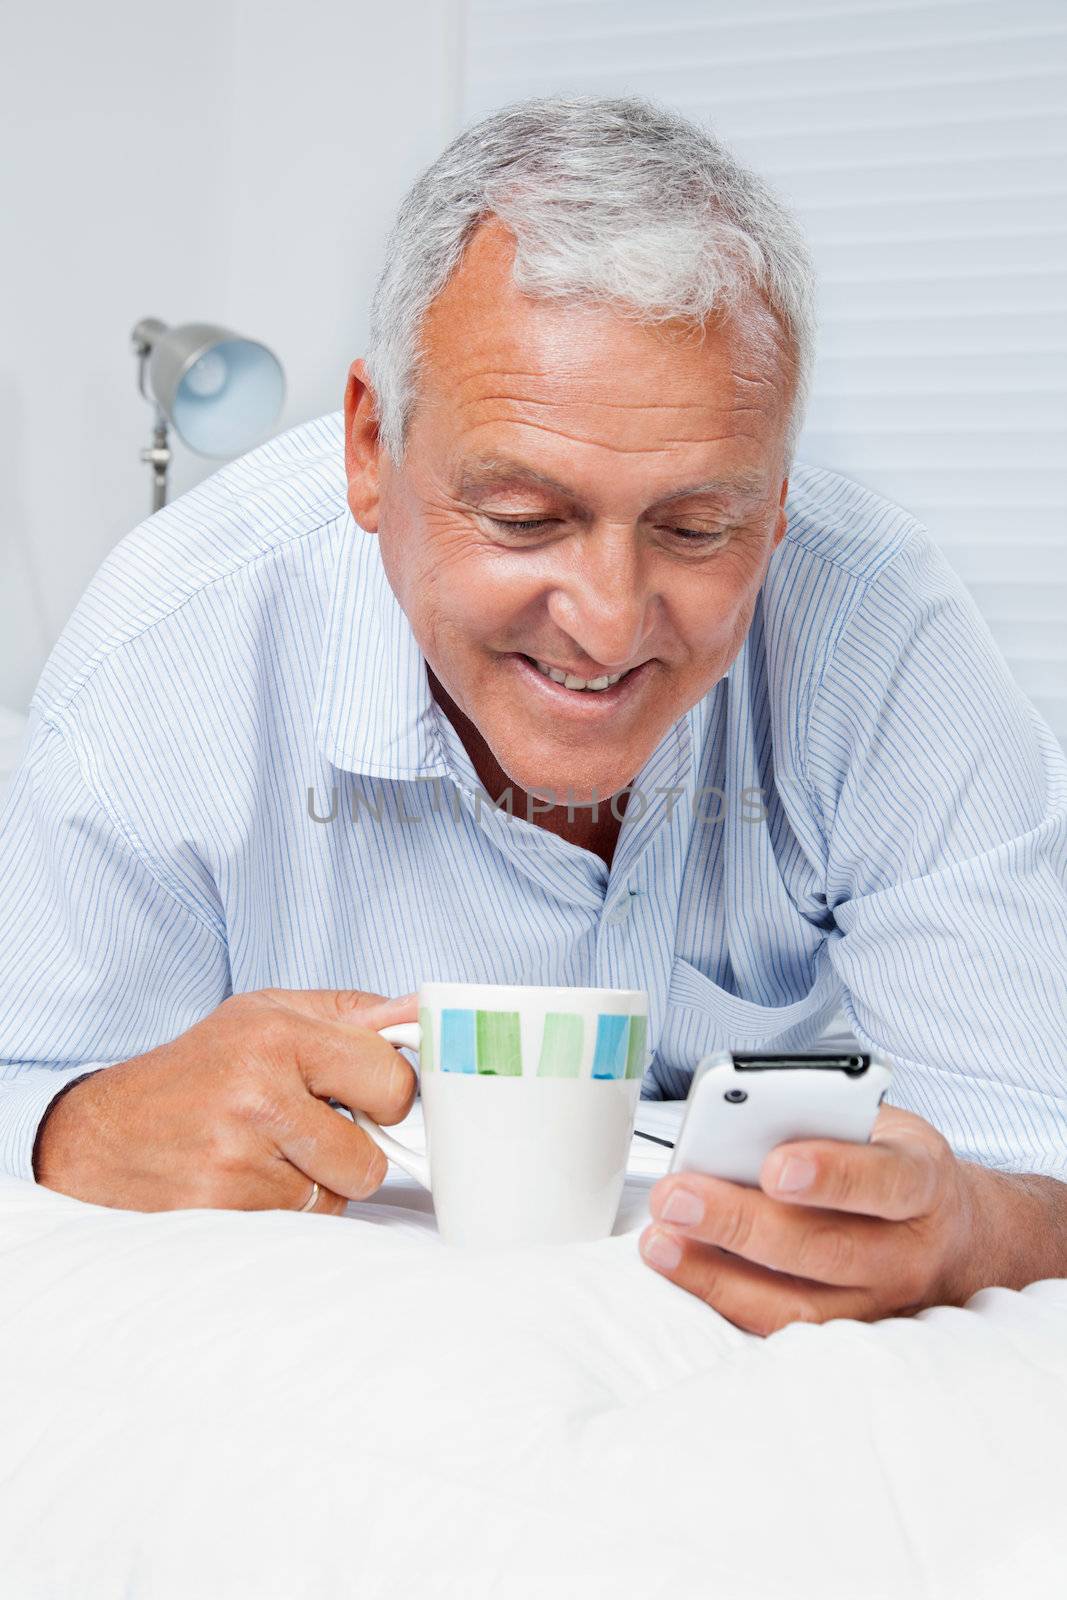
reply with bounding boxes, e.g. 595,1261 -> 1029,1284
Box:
667,1049 -> 894,1188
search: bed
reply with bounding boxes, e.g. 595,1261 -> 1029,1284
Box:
1,1101 -> 1064,1598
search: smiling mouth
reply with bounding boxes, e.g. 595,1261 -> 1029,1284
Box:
509,653 -> 651,708
520,654 -> 639,693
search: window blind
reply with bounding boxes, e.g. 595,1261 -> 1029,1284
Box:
461,0 -> 1067,748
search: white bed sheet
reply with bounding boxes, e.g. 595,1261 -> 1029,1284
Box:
0,1102 -> 1065,1599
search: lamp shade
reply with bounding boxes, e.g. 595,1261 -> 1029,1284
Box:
139,321 -> 285,458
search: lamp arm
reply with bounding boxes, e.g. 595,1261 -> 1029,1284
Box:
131,319 -> 172,512
140,412 -> 171,514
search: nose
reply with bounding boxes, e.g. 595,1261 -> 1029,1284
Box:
545,526 -> 656,673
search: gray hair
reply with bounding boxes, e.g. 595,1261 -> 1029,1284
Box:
365,94 -> 818,471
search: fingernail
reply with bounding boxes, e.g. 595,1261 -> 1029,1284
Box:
642,1229 -> 682,1271
661,1187 -> 704,1226
775,1155 -> 816,1192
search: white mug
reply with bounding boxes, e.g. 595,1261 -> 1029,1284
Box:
354,980 -> 649,1247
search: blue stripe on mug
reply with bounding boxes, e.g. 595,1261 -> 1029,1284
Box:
440,1008 -> 477,1073
591,1013 -> 630,1079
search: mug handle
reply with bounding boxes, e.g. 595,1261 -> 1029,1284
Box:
349,1022 -> 431,1190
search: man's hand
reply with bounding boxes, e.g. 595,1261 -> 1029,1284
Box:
33,988 -> 419,1214
638,1104 -> 1024,1334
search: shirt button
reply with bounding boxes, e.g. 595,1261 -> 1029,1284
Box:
605,890 -> 637,925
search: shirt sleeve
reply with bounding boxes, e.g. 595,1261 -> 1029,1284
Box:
0,710 -> 230,1182
800,531 -> 1067,1178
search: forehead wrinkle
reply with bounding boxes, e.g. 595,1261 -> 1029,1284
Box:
448,367 -> 765,413
450,384 -> 779,428
458,416 -> 758,461
450,381 -> 730,415
733,365 -> 783,384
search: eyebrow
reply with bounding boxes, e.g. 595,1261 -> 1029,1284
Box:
454,456 -> 767,511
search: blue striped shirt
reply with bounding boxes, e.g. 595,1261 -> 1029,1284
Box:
1,412 -> 1065,1183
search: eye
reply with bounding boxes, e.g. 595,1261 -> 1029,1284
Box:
485,516 -> 555,533
482,515 -> 730,544
664,526 -> 730,545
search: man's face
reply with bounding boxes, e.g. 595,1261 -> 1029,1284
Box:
345,217 -> 792,806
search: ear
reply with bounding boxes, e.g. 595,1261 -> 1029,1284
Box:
344,359 -> 384,533
772,474 -> 789,549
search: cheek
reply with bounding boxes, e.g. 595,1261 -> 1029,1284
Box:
404,540 -> 538,658
674,563 -> 759,657
382,512 -> 484,617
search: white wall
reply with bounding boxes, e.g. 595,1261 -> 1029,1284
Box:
222,0 -> 464,442
0,0 -> 462,713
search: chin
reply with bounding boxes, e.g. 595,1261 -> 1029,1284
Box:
504,754 -> 632,809
482,704 -> 657,803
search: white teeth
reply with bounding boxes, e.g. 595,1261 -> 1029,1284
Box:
532,659 -> 628,692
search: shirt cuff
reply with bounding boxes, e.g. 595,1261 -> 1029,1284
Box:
0,1062 -> 108,1184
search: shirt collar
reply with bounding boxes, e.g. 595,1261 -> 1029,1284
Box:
314,512 -> 449,778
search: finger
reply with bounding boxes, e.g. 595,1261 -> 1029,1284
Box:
258,1008 -> 418,1126
639,1227 -> 883,1336
283,1164 -> 348,1217
190,1147 -> 351,1215
759,1111 -> 944,1220
275,1090 -> 390,1201
649,1172 -> 898,1288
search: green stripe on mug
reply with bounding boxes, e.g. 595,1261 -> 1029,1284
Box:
624,1013 -> 648,1079
537,1012 -> 584,1077
419,1005 -> 435,1072
475,1009 -> 522,1075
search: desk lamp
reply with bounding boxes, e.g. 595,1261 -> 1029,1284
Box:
131,318 -> 285,511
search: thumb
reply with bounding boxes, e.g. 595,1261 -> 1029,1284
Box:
258,987 -> 419,1029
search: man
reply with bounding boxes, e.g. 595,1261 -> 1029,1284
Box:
1,95 -> 1065,1336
